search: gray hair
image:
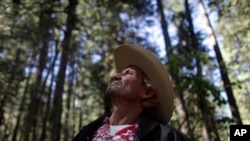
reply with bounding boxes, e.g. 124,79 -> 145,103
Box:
141,75 -> 159,116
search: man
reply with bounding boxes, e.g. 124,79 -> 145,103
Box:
73,44 -> 190,141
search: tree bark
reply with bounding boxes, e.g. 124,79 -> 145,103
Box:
156,0 -> 171,58
198,0 -> 242,125
40,46 -> 59,141
12,59 -> 33,141
156,0 -> 191,136
184,0 -> 221,141
22,11 -> 51,140
62,57 -> 76,141
49,0 -> 78,141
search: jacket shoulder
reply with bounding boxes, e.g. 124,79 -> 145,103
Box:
72,114 -> 110,141
159,124 -> 191,141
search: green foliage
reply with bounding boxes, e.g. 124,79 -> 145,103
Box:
214,0 -> 250,124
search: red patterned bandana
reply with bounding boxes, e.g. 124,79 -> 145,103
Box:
92,117 -> 138,141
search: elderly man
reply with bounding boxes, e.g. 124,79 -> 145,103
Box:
73,44 -> 190,141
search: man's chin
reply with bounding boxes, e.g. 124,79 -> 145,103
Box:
105,87 -> 118,96
105,86 -> 113,95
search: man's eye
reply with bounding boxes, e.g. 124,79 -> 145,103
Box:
126,70 -> 133,75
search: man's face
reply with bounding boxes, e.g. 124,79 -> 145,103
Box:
106,65 -> 146,103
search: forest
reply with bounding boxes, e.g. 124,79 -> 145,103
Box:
0,0 -> 249,141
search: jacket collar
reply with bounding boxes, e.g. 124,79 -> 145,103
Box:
86,112 -> 158,140
103,111 -> 158,139
136,111 -> 158,139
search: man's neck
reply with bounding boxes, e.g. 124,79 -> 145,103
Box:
109,106 -> 143,125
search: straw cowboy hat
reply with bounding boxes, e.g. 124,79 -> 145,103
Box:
113,44 -> 174,124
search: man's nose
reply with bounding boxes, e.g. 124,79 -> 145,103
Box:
111,73 -> 122,81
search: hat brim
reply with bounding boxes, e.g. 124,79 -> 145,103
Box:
114,44 -> 174,124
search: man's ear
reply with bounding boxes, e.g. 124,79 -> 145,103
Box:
141,86 -> 155,99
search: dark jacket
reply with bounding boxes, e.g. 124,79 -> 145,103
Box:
72,113 -> 190,141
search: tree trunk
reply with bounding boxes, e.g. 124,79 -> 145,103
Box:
184,0 -> 221,141
22,5 -> 53,140
62,57 -> 76,141
49,0 -> 78,141
198,0 -> 242,125
156,0 -> 171,58
40,46 -> 59,141
198,94 -> 221,141
12,60 -> 33,141
156,0 -> 191,136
